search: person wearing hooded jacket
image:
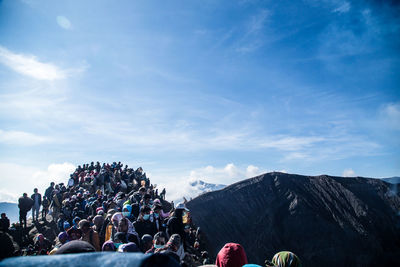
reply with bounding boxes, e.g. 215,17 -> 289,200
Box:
113,217 -> 140,247
133,206 -> 157,239
166,202 -> 188,248
215,243 -> 248,267
31,188 -> 42,221
265,251 -> 302,267
79,219 -> 100,251
122,204 -> 135,222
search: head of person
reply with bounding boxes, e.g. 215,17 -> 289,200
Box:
1,213 -> 6,219
93,215 -> 104,229
140,206 -> 151,221
167,234 -> 181,252
23,193 -> 27,197
111,212 -> 123,228
35,234 -> 44,244
122,204 -> 132,218
114,232 -> 128,244
117,217 -> 129,233
152,204 -> 162,219
50,182 -> 55,187
266,251 -> 302,267
141,234 -> 153,252
153,231 -> 167,249
215,243 -> 248,267
78,219 -> 91,234
73,217 -> 81,227
67,228 -> 82,240
143,193 -> 151,204
63,221 -> 71,231
34,188 -> 38,193
58,232 -> 68,244
174,202 -> 189,219
138,187 -> 146,196
102,241 -> 116,252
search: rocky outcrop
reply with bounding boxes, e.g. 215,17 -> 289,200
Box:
186,172 -> 400,266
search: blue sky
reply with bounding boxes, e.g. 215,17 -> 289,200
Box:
0,0 -> 399,202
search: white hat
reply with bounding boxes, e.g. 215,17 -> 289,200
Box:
175,202 -> 189,211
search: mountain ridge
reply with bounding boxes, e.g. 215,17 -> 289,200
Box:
186,172 -> 400,266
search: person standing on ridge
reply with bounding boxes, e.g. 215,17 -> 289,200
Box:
31,188 -> 41,222
0,213 -> 10,232
18,193 -> 33,229
41,196 -> 49,221
45,182 -> 55,200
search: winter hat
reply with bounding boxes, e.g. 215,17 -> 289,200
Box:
63,221 -> 71,230
267,251 -> 302,267
167,234 -> 181,248
175,202 -> 189,211
215,243 -> 248,267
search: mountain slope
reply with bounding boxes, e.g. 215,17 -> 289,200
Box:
186,172 -> 400,267
382,176 -> 400,184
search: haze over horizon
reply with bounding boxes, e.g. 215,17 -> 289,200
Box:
0,0 -> 399,203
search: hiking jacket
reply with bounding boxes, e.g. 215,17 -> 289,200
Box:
81,229 -> 101,251
133,219 -> 157,239
31,193 -> 42,206
215,243 -> 248,267
44,186 -> 54,200
18,196 -> 34,213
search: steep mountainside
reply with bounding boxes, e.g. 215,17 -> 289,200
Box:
382,176 -> 400,184
187,172 -> 400,267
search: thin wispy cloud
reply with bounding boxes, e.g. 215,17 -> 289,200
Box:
0,129 -> 51,146
235,9 -> 270,53
57,16 -> 72,30
333,2 -> 351,13
0,46 -> 66,80
381,102 -> 400,131
0,0 -> 398,197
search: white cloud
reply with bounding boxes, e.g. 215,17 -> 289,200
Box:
246,165 -> 260,177
157,177 -> 225,203
333,2 -> 351,13
0,46 -> 66,80
0,162 -> 75,203
32,163 -> 76,188
57,16 -> 72,30
381,102 -> 400,130
155,163 -> 274,203
0,189 -> 19,203
343,168 -> 356,177
0,129 -> 50,146
189,163 -> 265,184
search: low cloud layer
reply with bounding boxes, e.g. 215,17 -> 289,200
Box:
156,163 -> 282,203
0,162 -> 75,203
343,168 -> 356,177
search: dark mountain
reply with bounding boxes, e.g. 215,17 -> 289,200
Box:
186,172 -> 400,267
0,202 -> 19,224
382,176 -> 400,184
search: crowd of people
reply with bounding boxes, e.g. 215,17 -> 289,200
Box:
0,161 -> 302,267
